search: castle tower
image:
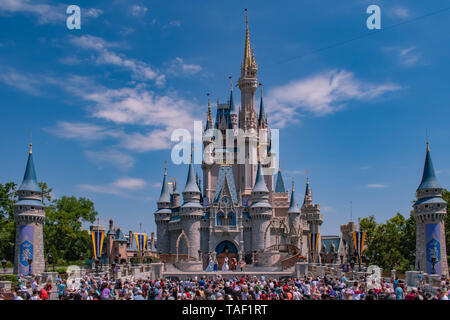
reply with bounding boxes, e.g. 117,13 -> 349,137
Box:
180,160 -> 203,259
154,162 -> 171,254
13,143 -> 46,275
413,142 -> 448,276
301,176 -> 323,262
171,178 -> 180,208
106,219 -> 116,263
257,85 -> 267,130
238,10 -> 258,131
237,11 -> 259,196
250,162 -> 272,252
287,179 -> 301,248
272,160 -> 289,216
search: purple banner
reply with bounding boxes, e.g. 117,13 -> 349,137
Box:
425,223 -> 441,275
19,225 -> 34,275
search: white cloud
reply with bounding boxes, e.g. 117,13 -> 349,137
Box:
266,70 -> 401,127
321,206 -> 334,213
366,184 -> 388,188
79,177 -> 147,196
284,170 -> 306,175
167,57 -> 202,76
78,184 -> 122,195
382,46 -> 420,67
0,67 -> 41,95
68,35 -> 165,86
49,121 -> 122,141
84,149 -> 135,170
112,177 -> 147,189
131,5 -> 147,16
0,0 -> 65,24
391,7 -> 410,19
85,8 -> 103,18
0,1 -> 102,24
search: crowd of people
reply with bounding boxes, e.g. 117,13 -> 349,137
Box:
3,272 -> 450,300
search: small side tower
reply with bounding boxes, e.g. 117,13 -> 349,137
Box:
13,143 -> 46,275
301,175 -> 323,263
250,162 -> 272,252
413,142 -> 448,276
180,160 -> 203,259
287,178 -> 301,248
154,162 -> 171,254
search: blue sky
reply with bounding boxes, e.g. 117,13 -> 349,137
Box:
0,0 -> 449,235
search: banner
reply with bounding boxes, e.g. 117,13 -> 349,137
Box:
425,223 -> 441,275
135,233 -> 147,264
308,233 -> 320,263
91,230 -> 105,260
19,225 -> 34,275
353,231 -> 366,265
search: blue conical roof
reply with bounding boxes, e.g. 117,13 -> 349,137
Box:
252,162 -> 269,193
184,162 -> 201,193
417,145 -> 441,190
258,95 -> 265,124
288,185 -> 300,214
274,170 -> 285,193
229,89 -> 235,113
158,172 -> 171,203
19,151 -> 41,192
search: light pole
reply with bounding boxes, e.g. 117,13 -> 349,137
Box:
47,253 -> 55,272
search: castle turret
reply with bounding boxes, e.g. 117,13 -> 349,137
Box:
250,162 -> 272,252
14,143 -> 46,275
301,175 -> 323,263
258,85 -> 267,130
154,162 -> 171,254
180,160 -> 203,259
413,142 -> 448,276
287,179 -> 301,247
238,10 -> 258,132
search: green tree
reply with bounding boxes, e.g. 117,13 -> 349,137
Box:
0,182 -> 18,261
44,196 -> 98,263
359,215 -> 377,263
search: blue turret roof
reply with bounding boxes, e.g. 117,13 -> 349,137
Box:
184,162 -> 201,193
417,145 -> 441,190
258,95 -> 265,124
158,171 -> 171,203
229,89 -> 235,113
19,151 -> 41,192
287,183 -> 300,214
252,162 -> 269,193
274,169 -> 285,193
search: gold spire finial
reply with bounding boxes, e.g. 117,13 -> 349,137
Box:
191,145 -> 194,163
206,93 -> 212,126
278,158 -> 280,172
29,132 -> 32,154
243,8 -> 252,69
164,160 -> 167,175
305,170 -> 309,184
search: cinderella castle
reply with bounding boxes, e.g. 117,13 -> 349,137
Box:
154,13 -> 326,270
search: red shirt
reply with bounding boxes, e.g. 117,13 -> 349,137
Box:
40,289 -> 48,300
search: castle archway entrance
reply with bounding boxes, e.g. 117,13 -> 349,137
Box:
215,240 -> 238,270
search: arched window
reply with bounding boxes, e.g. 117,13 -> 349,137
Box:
228,212 -> 236,225
216,212 -> 224,226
